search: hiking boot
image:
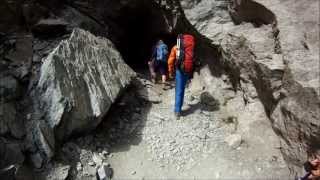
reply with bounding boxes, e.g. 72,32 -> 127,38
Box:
175,112 -> 181,120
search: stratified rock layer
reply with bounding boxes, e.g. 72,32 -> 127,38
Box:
38,28 -> 135,139
181,0 -> 319,176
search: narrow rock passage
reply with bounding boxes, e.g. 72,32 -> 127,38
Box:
58,72 -> 290,179
107,76 -> 227,178
98,73 -> 290,179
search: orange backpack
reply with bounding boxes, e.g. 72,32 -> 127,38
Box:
176,34 -> 195,75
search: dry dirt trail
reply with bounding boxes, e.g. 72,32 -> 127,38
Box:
96,73 -> 291,179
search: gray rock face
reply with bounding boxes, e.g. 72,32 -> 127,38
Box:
0,103 -> 25,139
31,120 -> 55,162
4,33 -> 33,82
57,6 -> 107,37
0,76 -> 21,102
271,71 -> 320,169
0,139 -> 24,170
32,19 -> 69,38
40,164 -> 71,180
34,28 -> 135,141
30,153 -> 44,169
0,165 -> 16,180
182,0 -> 231,32
181,0 -> 319,176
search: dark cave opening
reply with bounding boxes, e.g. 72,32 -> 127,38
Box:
110,1 -> 177,72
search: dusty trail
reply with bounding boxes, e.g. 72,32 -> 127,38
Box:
101,74 -> 290,179
55,73 -> 290,179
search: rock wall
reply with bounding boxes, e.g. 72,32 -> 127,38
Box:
181,0 -> 320,176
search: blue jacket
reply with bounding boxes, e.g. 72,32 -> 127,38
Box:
156,42 -> 168,62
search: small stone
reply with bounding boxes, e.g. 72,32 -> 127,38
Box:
131,171 -> 136,175
225,134 -> 242,149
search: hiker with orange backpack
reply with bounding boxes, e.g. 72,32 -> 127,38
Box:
168,34 -> 195,119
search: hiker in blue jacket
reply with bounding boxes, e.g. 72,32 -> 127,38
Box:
149,40 -> 168,85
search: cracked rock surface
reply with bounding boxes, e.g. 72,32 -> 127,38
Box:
181,0 -> 320,176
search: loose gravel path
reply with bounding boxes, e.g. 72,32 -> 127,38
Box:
104,76 -> 290,179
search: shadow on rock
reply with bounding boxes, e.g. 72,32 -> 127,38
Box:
183,91 -> 220,116
51,75 -> 152,179
100,76 -> 152,152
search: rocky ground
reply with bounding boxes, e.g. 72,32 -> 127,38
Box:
45,72 -> 290,179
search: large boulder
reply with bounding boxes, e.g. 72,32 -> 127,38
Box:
33,28 -> 135,142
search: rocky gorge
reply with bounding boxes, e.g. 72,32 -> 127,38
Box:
0,0 -> 319,179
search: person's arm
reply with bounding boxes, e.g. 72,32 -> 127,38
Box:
168,46 -> 176,78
